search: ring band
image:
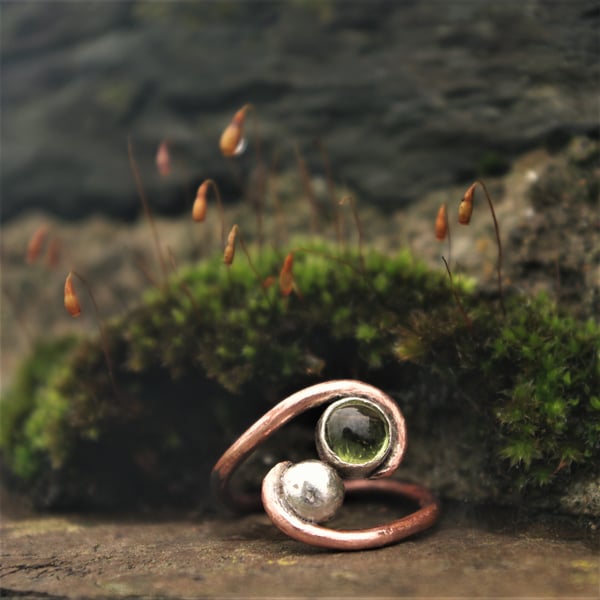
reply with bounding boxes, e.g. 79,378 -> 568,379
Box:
211,380 -> 440,550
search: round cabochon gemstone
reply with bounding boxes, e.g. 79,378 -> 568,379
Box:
324,399 -> 390,464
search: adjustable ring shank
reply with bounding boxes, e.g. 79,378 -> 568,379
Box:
263,465 -> 440,550
211,379 -> 440,549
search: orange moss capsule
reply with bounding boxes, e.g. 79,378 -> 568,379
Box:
458,183 -> 476,225
26,224 -> 49,264
223,244 -> 235,265
192,181 -> 209,222
223,224 -> 239,265
279,252 -> 295,296
156,140 -> 171,177
219,106 -> 248,157
64,272 -> 81,317
435,202 -> 448,241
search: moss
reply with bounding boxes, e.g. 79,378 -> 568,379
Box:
491,297 -> 599,487
1,238 -> 598,510
396,292 -> 600,492
0,241 -> 461,508
0,337 -> 78,480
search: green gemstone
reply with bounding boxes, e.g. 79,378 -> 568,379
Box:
324,400 -> 389,464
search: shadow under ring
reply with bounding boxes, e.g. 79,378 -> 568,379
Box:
211,379 -> 440,549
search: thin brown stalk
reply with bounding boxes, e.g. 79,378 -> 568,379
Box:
133,254 -> 160,288
316,139 -> 342,249
127,136 -> 168,284
178,282 -> 201,318
169,256 -> 202,316
293,143 -> 319,235
237,231 -> 271,304
441,257 -> 472,329
554,254 -> 561,308
268,148 -> 288,248
244,104 -> 266,251
241,104 -> 264,168
70,270 -> 120,398
339,195 -> 364,269
204,179 -> 226,247
475,179 -> 506,316
179,160 -> 201,261
166,247 -> 178,273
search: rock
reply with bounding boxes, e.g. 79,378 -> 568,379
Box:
1,504 -> 597,598
2,1 -> 598,221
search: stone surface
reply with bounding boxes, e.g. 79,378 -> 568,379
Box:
2,1 -> 598,221
0,502 -> 597,598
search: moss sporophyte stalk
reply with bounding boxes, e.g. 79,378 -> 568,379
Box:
1,105 -> 598,512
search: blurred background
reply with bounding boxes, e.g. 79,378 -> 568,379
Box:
2,0 -> 597,220
1,0 -> 598,383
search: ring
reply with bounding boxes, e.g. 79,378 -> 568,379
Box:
211,380 -> 440,550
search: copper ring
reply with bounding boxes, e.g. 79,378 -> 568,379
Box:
211,380 -> 440,550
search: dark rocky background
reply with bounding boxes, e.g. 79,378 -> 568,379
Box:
2,0 -> 598,222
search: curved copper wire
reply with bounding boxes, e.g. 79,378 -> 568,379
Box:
211,380 -> 406,511
262,462 -> 440,550
211,379 -> 440,549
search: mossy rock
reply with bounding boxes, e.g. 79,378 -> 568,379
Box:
1,241 -> 598,514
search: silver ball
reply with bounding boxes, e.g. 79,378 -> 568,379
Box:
280,460 -> 344,523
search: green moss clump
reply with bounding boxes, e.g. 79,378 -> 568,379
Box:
0,337 -> 78,480
0,242 -> 460,508
492,297 -> 599,487
396,292 -> 600,491
1,239 -> 598,510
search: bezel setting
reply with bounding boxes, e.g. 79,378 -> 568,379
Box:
315,396 -> 393,478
